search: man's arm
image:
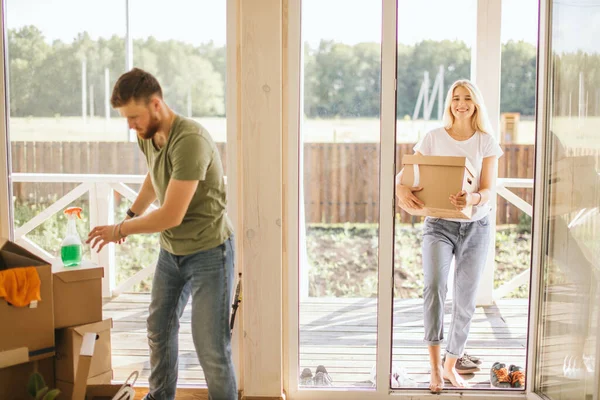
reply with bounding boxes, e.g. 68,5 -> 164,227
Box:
87,134 -> 207,251
129,173 -> 157,217
120,178 -> 199,235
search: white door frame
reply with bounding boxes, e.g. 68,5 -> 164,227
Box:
526,0 -> 552,395
226,0 -> 243,390
285,0 -> 550,399
0,0 -> 12,240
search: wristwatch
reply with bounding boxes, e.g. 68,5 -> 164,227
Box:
126,208 -> 136,218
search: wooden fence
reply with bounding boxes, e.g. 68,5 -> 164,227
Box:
10,141 -> 226,203
11,141 -> 594,225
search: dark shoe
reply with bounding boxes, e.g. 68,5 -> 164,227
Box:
300,367 -> 313,386
490,362 -> 512,388
463,352 -> 482,365
509,364 -> 525,388
442,354 -> 480,374
314,365 -> 333,386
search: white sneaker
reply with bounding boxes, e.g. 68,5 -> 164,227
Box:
370,363 -> 417,388
563,355 -> 587,380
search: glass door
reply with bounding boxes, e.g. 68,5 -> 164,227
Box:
535,1 -> 600,399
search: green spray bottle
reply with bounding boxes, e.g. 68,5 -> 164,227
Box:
61,206 -> 83,267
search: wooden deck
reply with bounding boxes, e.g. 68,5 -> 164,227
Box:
103,294 -> 528,390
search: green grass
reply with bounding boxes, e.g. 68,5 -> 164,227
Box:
306,222 -> 532,299
10,116 -> 600,149
9,116 -> 540,145
9,116 -> 227,143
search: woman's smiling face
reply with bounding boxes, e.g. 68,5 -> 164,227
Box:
450,85 -> 476,122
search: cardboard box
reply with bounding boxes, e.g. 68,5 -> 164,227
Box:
55,319 -> 113,385
56,371 -> 114,399
549,155 -> 598,216
0,357 -> 55,400
83,384 -> 132,399
56,331 -> 124,400
53,259 -> 104,329
57,331 -> 133,400
0,239 -> 55,368
400,155 -> 477,219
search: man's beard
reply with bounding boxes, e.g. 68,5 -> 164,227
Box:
138,114 -> 160,140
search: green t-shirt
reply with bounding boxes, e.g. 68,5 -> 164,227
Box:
138,115 -> 233,255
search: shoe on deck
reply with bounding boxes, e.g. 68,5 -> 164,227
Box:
300,367 -> 313,386
442,354 -> 480,374
509,364 -> 525,388
314,365 -> 333,386
463,352 -> 482,365
490,362 -> 512,388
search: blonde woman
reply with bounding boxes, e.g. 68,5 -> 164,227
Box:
395,79 -> 503,392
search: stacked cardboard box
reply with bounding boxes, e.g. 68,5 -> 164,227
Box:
0,239 -> 112,399
52,259 -> 113,397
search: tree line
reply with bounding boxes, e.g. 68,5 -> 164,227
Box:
8,25 -> 599,119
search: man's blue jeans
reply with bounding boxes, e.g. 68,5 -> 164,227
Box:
146,235 -> 237,400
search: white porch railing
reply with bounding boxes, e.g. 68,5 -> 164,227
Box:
12,173 -> 534,300
494,178 -> 534,300
12,173 -> 158,298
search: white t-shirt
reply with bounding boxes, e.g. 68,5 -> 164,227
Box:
413,127 -> 504,221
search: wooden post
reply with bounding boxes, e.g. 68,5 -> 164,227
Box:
89,183 -> 115,298
239,0 -> 284,397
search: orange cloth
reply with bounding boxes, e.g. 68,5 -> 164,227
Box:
0,267 -> 41,307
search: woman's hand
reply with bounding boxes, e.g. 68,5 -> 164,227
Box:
396,184 -> 424,209
449,190 -> 476,211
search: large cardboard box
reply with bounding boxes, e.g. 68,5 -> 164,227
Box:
0,239 -> 55,368
56,331 -> 132,400
55,319 -> 113,385
549,155 -> 598,216
56,371 -> 114,399
53,259 -> 104,329
57,331 -> 98,400
400,155 -> 477,219
0,357 -> 55,400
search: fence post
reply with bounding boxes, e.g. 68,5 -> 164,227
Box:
89,183 -> 116,298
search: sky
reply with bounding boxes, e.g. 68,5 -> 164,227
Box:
5,0 -> 599,53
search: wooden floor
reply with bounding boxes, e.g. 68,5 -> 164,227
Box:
103,294 -> 528,390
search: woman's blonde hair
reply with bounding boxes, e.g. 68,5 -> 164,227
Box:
442,79 -> 493,134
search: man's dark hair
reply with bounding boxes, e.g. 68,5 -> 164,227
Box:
111,68 -> 163,107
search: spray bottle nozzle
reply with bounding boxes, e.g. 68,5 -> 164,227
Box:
64,206 -> 83,219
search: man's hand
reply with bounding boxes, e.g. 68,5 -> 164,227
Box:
87,224 -> 122,253
116,215 -> 132,245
